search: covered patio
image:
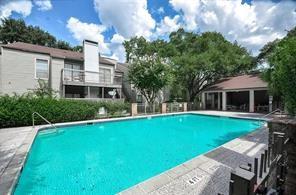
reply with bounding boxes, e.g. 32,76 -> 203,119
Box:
201,74 -> 272,113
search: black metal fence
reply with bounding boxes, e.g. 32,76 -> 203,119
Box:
137,103 -> 161,115
229,129 -> 288,195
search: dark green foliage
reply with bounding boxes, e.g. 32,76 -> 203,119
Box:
0,95 -> 130,128
0,18 -> 28,44
123,29 -> 253,103
257,26 -> 295,65
72,45 -> 83,52
123,37 -> 171,103
266,36 -> 296,114
259,26 -> 296,114
167,29 -> 254,101
0,18 -> 81,51
55,40 -> 73,50
27,79 -> 58,98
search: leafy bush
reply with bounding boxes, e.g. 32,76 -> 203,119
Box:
0,95 -> 130,128
27,79 -> 58,98
265,36 -> 296,115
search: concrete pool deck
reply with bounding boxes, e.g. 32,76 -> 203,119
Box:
0,111 -> 268,194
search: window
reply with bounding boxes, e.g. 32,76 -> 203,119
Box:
64,63 -> 82,81
35,59 -> 49,79
137,95 -> 143,103
65,63 -> 81,70
99,67 -> 112,84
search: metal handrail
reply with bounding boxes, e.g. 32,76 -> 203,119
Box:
32,112 -> 57,130
255,109 -> 282,126
62,68 -> 122,85
260,108 -> 282,119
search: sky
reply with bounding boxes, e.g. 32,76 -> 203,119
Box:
0,0 -> 295,62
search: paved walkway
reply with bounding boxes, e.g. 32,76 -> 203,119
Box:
194,110 -> 266,119
0,126 -> 32,176
0,126 -> 36,194
0,111 -> 267,194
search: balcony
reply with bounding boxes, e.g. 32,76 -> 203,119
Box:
62,68 -> 122,87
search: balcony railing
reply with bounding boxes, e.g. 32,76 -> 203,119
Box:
62,68 -> 122,85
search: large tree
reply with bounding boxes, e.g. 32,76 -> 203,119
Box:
123,37 -> 171,103
0,18 -> 80,51
167,29 -> 254,102
0,18 -> 28,43
258,27 -> 296,114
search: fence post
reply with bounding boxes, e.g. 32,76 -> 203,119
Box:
131,103 -> 138,116
230,167 -> 256,195
183,102 -> 187,112
161,103 -> 167,114
264,150 -> 268,173
259,153 -> 264,178
254,158 -> 258,182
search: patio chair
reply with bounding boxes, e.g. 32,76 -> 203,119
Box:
239,104 -> 246,111
97,107 -> 108,118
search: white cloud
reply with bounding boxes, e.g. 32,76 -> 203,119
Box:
94,0 -> 155,39
155,15 -> 181,37
111,33 -> 125,44
169,0 -> 296,54
0,0 -> 33,19
66,17 -> 110,54
169,0 -> 200,30
157,7 -> 165,14
34,0 -> 52,11
0,0 -> 52,20
109,33 -> 126,62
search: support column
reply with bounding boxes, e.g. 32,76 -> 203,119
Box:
62,85 -> 65,98
161,103 -> 167,114
249,90 -> 254,112
217,92 -> 221,110
131,103 -> 137,116
201,92 -> 206,110
87,86 -> 90,98
183,102 -> 187,112
102,87 -> 104,98
222,91 -> 227,111
211,93 -> 215,109
269,95 -> 273,112
117,88 -> 122,99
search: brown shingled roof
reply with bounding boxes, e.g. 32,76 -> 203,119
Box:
2,42 -> 116,65
204,73 -> 268,91
117,62 -> 129,74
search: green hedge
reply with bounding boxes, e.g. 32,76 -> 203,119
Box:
0,95 -> 130,128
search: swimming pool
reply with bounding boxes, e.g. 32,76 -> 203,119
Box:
14,114 -> 261,194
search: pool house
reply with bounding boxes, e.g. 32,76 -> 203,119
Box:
201,73 -> 274,113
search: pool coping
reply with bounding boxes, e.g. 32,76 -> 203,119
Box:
0,111 -> 267,195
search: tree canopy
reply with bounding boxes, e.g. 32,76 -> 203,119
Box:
258,26 -> 296,114
167,29 -> 254,102
123,37 -> 171,103
0,18 -> 81,51
124,28 -> 254,103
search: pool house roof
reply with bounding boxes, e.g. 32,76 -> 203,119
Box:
204,73 -> 268,92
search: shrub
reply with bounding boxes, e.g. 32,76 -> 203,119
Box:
266,36 -> 296,114
0,95 -> 130,128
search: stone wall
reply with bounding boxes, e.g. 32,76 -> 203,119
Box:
268,118 -> 296,195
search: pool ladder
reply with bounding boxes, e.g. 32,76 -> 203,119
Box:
32,112 -> 58,131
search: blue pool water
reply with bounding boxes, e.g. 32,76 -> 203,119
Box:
15,114 -> 261,194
